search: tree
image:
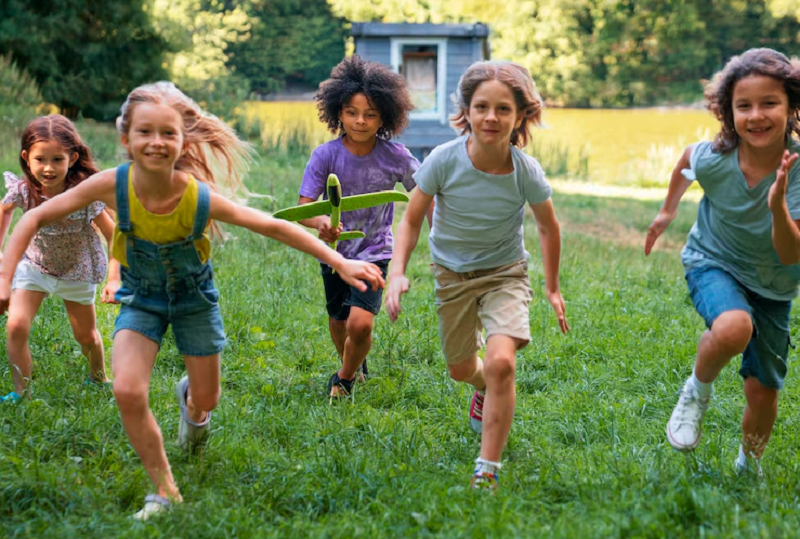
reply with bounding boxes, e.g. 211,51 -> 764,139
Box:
226,0 -> 347,94
0,0 -> 170,120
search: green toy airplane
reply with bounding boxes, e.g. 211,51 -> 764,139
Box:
273,173 -> 409,250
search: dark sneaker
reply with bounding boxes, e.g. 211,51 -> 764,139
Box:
176,376 -> 211,452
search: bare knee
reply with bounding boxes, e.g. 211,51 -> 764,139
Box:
113,379 -> 149,413
710,311 -> 752,356
448,357 -> 478,382
190,384 -> 220,412
74,327 -> 100,348
6,318 -> 31,345
346,316 -> 374,343
484,353 -> 516,385
744,378 -> 778,412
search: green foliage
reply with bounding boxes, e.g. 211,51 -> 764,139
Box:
0,0 -> 170,120
0,54 -> 42,169
226,0 -> 347,94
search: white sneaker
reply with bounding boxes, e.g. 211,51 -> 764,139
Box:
176,376 -> 211,452
735,455 -> 764,478
132,494 -> 171,521
666,380 -> 710,451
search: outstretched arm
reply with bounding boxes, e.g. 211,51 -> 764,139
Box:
384,188 -> 434,322
769,150 -> 800,265
0,203 -> 15,259
530,199 -> 569,334
644,145 -> 695,256
209,194 -> 384,291
0,172 -> 116,313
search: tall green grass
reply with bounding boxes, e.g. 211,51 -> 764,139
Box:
2,142 -> 800,537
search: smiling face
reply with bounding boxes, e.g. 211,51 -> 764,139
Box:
732,74 -> 790,153
466,80 -> 523,149
339,93 -> 382,150
21,140 -> 77,197
121,102 -> 185,173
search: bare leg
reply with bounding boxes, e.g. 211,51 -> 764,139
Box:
64,300 -> 107,383
693,310 -> 752,383
112,330 -> 182,501
477,335 -> 521,462
448,354 -> 486,391
6,290 -> 46,394
338,307 -> 374,380
183,353 -> 220,424
328,317 -> 346,359
742,377 -> 779,459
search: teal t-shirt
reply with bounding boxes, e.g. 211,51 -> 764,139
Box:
414,135 -> 552,273
681,139 -> 800,300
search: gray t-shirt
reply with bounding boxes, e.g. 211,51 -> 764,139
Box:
414,135 -> 552,272
300,137 -> 420,262
681,139 -> 800,300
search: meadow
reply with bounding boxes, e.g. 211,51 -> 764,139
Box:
1,113 -> 800,538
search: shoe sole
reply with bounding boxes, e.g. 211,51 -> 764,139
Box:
665,423 -> 700,452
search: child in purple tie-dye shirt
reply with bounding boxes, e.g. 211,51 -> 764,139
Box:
297,54 -> 426,399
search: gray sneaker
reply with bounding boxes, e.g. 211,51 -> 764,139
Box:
469,390 -> 485,434
176,376 -> 211,452
666,380 -> 710,452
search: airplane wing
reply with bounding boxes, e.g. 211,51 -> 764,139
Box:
339,190 -> 409,212
272,200 -> 333,221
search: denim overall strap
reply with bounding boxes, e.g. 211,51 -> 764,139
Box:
188,181 -> 211,241
115,162 -> 133,233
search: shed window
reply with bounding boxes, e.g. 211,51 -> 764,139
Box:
400,45 -> 438,114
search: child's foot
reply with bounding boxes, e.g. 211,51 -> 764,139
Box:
0,391 -> 22,403
469,390 -> 485,434
132,494 -> 173,521
735,446 -> 764,478
470,470 -> 498,492
83,377 -> 112,387
666,379 -> 710,451
176,376 -> 211,452
327,372 -> 355,401
356,358 -> 368,383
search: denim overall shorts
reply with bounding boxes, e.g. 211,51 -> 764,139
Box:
112,162 -> 226,356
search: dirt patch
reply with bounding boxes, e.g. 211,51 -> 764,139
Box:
558,217 -> 685,251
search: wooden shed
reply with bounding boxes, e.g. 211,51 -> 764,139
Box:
350,22 -> 490,160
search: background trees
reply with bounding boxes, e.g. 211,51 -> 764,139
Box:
0,0 -> 798,118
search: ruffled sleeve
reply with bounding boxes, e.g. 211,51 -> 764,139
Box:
88,201 -> 106,220
2,172 -> 25,208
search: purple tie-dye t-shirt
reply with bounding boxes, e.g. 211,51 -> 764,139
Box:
299,137 -> 420,262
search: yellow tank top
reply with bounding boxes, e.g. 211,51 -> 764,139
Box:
112,166 -> 211,267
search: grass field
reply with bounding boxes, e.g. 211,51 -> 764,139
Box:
2,144 -> 800,538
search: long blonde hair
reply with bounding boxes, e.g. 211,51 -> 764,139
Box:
116,81 -> 253,196
450,61 -> 543,148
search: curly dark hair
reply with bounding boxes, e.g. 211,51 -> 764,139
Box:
705,48 -> 800,153
18,115 -> 99,209
315,55 -> 414,139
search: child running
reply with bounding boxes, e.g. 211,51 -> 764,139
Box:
645,48 -> 800,476
384,60 -> 569,490
0,115 -> 115,401
297,54 -> 424,398
0,82 -> 385,519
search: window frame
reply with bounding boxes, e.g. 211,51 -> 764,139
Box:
390,38 -> 448,122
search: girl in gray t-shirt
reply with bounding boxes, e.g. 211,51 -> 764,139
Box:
645,48 -> 800,475
386,60 -> 569,491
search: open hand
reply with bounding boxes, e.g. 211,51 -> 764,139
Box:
644,209 -> 676,256
384,274 -> 410,322
546,289 -> 569,334
337,260 -> 385,292
769,150 -> 799,213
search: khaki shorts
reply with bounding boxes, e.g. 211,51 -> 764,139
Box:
433,259 -> 533,365
12,260 -> 97,305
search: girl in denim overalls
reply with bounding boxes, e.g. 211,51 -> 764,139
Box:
0,82 -> 386,520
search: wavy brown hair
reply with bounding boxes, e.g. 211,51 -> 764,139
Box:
451,61 -> 543,148
18,115 -> 99,209
705,48 -> 800,153
116,81 -> 253,195
315,54 -> 414,139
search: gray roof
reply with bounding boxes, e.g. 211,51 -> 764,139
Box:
350,22 -> 489,38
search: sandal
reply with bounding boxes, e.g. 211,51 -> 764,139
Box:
326,372 -> 355,400
132,494 -> 171,521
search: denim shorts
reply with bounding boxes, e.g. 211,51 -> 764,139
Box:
320,259 -> 389,320
686,265 -> 792,389
113,271 -> 226,357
